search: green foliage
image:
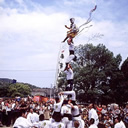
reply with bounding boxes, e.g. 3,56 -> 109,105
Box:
8,83 -> 31,97
0,82 -> 31,98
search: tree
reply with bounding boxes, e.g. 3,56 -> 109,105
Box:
7,83 -> 31,97
120,57 -> 128,103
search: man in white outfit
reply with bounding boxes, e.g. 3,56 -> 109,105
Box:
51,94 -> 64,122
37,114 -> 51,128
61,101 -> 72,128
88,104 -> 99,126
13,111 -> 33,128
65,41 -> 77,68
51,113 -> 65,128
59,88 -> 76,102
64,64 -> 74,90
68,101 -> 85,128
27,108 -> 39,124
114,116 -> 126,128
88,118 -> 98,128
62,18 -> 78,43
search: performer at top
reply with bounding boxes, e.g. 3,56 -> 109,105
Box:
62,18 -> 79,43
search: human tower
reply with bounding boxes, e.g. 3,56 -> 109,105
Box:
50,18 -> 85,128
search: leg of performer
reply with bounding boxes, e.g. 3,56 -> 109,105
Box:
67,80 -> 73,90
64,63 -> 69,71
66,54 -> 75,63
67,120 -> 72,128
62,36 -> 68,42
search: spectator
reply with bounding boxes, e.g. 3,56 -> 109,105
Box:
13,110 -> 33,128
88,118 -> 98,128
124,112 -> 128,128
88,103 -> 99,126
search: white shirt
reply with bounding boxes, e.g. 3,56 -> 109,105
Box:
63,90 -> 76,101
69,43 -> 74,51
120,121 -> 126,128
89,108 -> 98,120
38,120 -> 51,128
61,105 -> 72,115
12,103 -> 15,110
70,23 -> 78,33
27,112 -> 39,123
64,68 -> 74,80
13,116 -> 33,128
89,108 -> 99,126
54,95 -> 64,112
89,124 -> 98,128
114,122 -> 122,128
51,122 -> 65,128
72,105 -> 80,117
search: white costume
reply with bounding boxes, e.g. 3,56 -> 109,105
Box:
88,108 -> 99,126
118,120 -> 126,128
66,43 -> 75,63
61,104 -> 72,128
114,122 -> 122,128
64,68 -> 74,80
52,95 -> 64,122
51,122 -> 65,128
13,116 -> 33,128
89,124 -> 98,128
53,95 -> 64,112
27,112 -> 39,123
62,90 -> 76,101
72,105 -> 85,128
38,120 -> 51,128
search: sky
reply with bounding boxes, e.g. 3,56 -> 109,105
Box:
0,0 -> 128,88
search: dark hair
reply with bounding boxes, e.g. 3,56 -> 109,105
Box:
39,114 -> 44,121
62,100 -> 68,105
55,97 -> 59,103
115,116 -> 121,122
65,87 -> 72,91
71,101 -> 77,105
90,118 -> 95,124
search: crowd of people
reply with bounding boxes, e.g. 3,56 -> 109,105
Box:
0,96 -> 128,128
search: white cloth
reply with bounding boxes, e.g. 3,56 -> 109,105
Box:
38,120 -> 51,128
72,105 -> 85,128
61,105 -> 72,115
12,103 -> 15,110
61,105 -> 72,128
69,43 -> 74,51
64,68 -> 74,80
13,116 -> 33,128
72,105 -> 80,117
51,122 -> 65,128
61,118 -> 72,128
70,23 -> 78,33
66,54 -> 75,63
120,121 -> 126,128
89,124 -> 98,128
89,108 -> 99,126
114,122 -> 122,128
54,95 -> 64,112
27,112 -> 39,123
62,90 -> 76,101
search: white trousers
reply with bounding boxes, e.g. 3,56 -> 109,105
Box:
61,117 -> 72,128
66,54 -> 75,63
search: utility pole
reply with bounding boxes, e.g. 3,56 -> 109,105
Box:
50,84 -> 52,99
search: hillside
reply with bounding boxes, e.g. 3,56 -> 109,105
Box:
0,78 -> 40,89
